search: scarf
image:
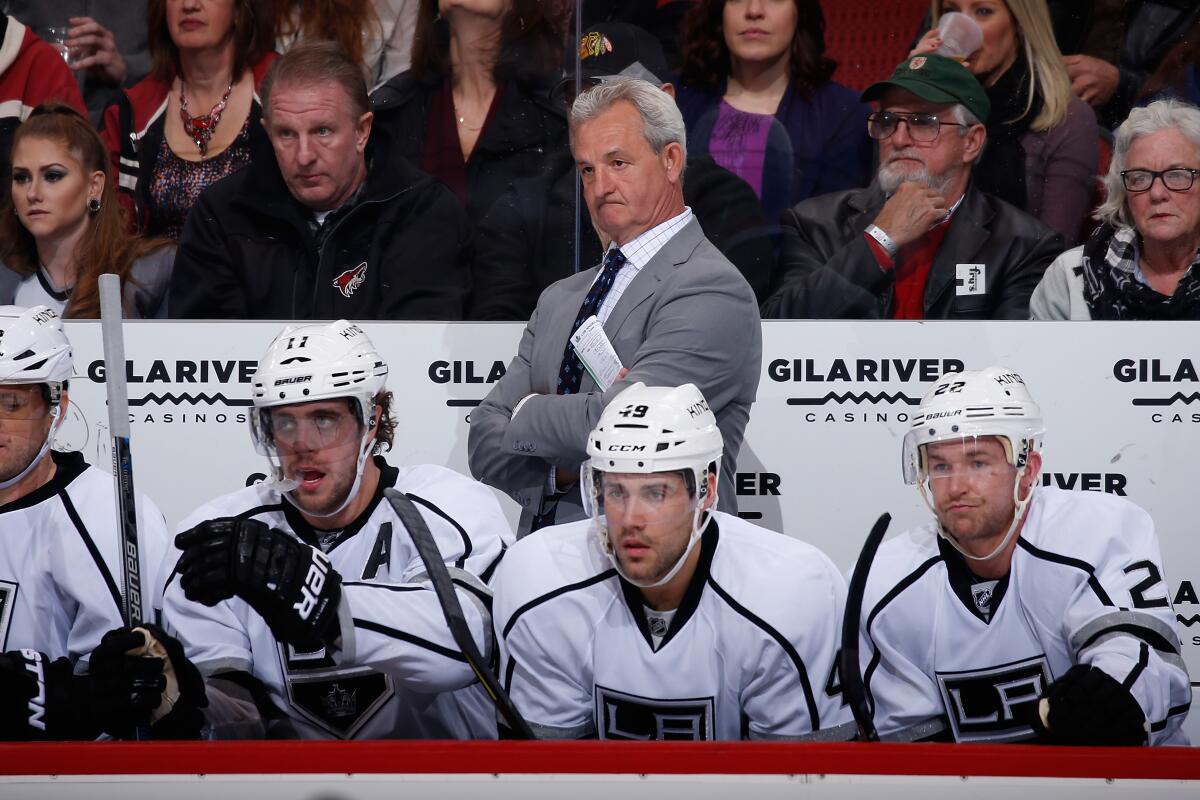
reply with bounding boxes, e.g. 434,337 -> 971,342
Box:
974,49 -> 1038,211
1080,223 -> 1200,319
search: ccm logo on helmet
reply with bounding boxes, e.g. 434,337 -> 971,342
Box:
273,376 -> 312,386
607,445 -> 646,452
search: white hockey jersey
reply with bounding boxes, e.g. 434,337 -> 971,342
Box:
0,450 -> 169,669
492,512 -> 852,740
161,458 -> 514,740
857,487 -> 1191,744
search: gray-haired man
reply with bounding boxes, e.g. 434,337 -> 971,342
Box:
468,77 -> 761,536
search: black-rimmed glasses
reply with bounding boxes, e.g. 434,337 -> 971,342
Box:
867,111 -> 967,143
1120,168 -> 1200,193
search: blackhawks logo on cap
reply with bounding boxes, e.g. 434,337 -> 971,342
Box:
579,31 -> 614,60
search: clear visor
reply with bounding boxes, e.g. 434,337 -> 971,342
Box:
0,385 -> 54,421
251,405 -> 363,456
920,436 -> 1016,487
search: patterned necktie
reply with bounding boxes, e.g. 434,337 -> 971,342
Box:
555,248 -> 626,396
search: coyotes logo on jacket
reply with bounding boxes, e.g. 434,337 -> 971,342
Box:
333,262 -> 368,298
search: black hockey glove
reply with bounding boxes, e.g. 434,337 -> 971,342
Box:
1032,664 -> 1148,746
88,624 -> 207,740
176,518 -> 343,651
0,649 -> 93,740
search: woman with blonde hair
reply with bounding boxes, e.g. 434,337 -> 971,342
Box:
0,104 -> 173,318
913,0 -> 1098,245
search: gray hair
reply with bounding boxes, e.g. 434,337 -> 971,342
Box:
1095,98 -> 1200,228
570,77 -> 688,167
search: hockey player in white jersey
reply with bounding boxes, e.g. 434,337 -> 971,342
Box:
492,383 -> 850,740
854,366 -> 1190,745
162,319 -> 514,739
0,305 -> 199,740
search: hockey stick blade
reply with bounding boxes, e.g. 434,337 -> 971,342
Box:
383,488 -> 535,739
841,512 -> 890,742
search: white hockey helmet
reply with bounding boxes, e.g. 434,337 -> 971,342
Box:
903,366 -> 1044,562
249,320 -> 388,515
583,383 -> 723,588
0,305 -> 72,393
902,365 -> 1043,484
0,306 -> 73,489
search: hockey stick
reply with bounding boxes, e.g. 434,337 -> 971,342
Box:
840,512 -> 890,742
383,488 -> 535,739
99,275 -> 149,740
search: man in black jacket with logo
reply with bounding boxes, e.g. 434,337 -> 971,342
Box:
763,56 -> 1063,320
169,42 -> 470,320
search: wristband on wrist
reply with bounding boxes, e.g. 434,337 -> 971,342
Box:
865,224 -> 899,257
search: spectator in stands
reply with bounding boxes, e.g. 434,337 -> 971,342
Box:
168,41 -> 470,320
762,55 -> 1063,319
0,105 -> 173,318
99,0 -> 275,240
468,77 -> 761,537
674,0 -> 872,230
1057,1 -> 1200,130
0,14 -> 86,183
5,1 -> 149,123
370,0 -> 566,227
470,22 -> 774,319
274,0 -> 415,86
1032,99 -> 1200,320
1137,14 -> 1200,108
912,0 -> 1098,247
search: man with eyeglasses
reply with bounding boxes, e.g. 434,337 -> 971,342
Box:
849,366 -> 1190,744
162,319 -> 514,739
763,55 -> 1063,320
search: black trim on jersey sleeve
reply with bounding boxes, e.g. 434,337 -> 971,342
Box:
1150,703 -> 1191,733
0,450 -> 88,513
862,555 -> 944,713
351,617 -> 469,663
1016,538 -> 1114,606
1122,642 -> 1150,689
1078,622 -> 1180,657
60,487 -> 123,617
480,546 -> 506,584
500,569 -> 618,639
617,520 -> 718,653
706,572 -> 821,730
406,493 -> 472,568
937,536 -> 1010,625
503,654 -> 517,694
282,456 -> 398,552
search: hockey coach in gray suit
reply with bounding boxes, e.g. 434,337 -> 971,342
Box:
469,77 -> 761,537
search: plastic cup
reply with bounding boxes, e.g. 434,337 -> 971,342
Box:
43,26 -> 74,65
934,12 -> 983,62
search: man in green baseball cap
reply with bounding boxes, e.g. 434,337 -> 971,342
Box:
762,53 -> 1062,320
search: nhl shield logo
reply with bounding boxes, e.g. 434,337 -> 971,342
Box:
333,262 -> 368,298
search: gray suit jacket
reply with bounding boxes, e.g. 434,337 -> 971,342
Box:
468,218 -> 762,536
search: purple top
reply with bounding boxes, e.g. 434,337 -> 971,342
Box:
709,100 -> 775,199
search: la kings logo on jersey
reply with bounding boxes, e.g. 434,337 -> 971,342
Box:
0,580 -> 15,649
278,642 -> 394,739
936,655 -> 1051,742
594,685 -> 715,740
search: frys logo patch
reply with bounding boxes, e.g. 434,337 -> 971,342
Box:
579,32 -> 613,60
333,262 -> 368,298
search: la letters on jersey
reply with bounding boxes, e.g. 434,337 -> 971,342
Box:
936,655 -> 1051,742
278,642 -> 394,739
594,685 -> 715,741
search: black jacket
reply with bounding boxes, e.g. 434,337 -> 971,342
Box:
168,126 -> 471,320
370,71 -> 568,226
470,150 -> 775,320
762,183 -> 1064,319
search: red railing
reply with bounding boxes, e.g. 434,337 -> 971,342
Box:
0,741 -> 1197,780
